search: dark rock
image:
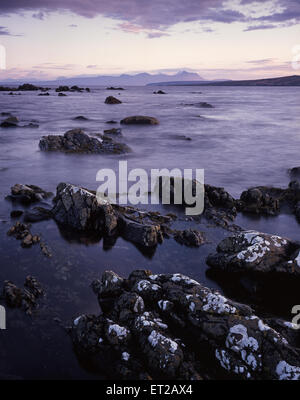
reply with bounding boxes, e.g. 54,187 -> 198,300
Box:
106,87 -> 124,91
120,116 -> 159,125
38,92 -> 50,96
120,217 -> 163,248
58,93 -> 67,97
71,269 -> 300,380
52,183 -> 118,235
23,207 -> 53,223
86,88 -> 91,92
1,116 -> 19,128
153,90 -> 166,94
239,187 -> 280,215
55,86 -> 70,92
3,276 -> 44,314
105,96 -> 122,104
74,115 -> 88,120
17,83 -> 45,91
6,183 -> 52,205
106,120 -> 117,124
103,128 -> 122,136
174,229 -> 205,247
39,128 -> 130,154
289,167 -> 300,180
7,221 -> 40,247
10,210 -> 23,218
207,230 -> 300,276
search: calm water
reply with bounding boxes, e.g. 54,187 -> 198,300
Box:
0,85 -> 299,379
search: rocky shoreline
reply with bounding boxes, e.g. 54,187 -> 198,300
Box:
2,178 -> 300,379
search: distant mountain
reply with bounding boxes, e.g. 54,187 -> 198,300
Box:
0,70 -> 204,87
148,79 -> 231,86
155,75 -> 300,87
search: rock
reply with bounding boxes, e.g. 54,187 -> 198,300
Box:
207,230 -> 300,276
58,93 -> 67,97
105,96 -> 122,104
17,83 -> 46,91
86,88 -> 91,92
7,221 -> 40,248
51,183 -> 118,235
3,276 -> 44,314
106,120 -> 118,124
106,87 -> 124,91
120,116 -> 159,125
174,229 -> 205,247
103,128 -> 122,136
74,116 -> 88,120
70,85 -> 84,92
40,241 -> 52,258
71,269 -> 300,380
153,90 -> 166,94
6,183 -> 52,205
10,210 -> 23,218
1,116 -> 19,128
184,102 -> 214,108
51,183 -> 166,248
38,92 -> 50,96
55,86 -> 70,92
289,167 -> 300,179
120,217 -> 163,248
239,187 -> 280,215
23,207 -> 53,223
39,129 -> 130,154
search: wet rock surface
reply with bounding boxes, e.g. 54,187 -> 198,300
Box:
207,230 -> 300,276
7,221 -> 40,248
71,270 -> 300,380
105,96 -> 122,104
6,184 -> 52,205
120,116 -> 159,125
2,276 -> 44,314
39,128 -> 130,154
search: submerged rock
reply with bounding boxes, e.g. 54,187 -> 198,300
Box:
120,116 -> 159,125
74,115 -> 88,120
105,96 -> 122,104
1,116 -> 19,128
7,221 -> 40,248
39,128 -> 130,154
103,128 -> 122,136
71,269 -> 300,380
207,230 -> 300,276
23,207 -> 53,223
6,183 -> 52,205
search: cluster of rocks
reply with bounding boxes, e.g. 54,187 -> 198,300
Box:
2,276 -> 44,314
70,269 -> 300,380
153,90 -> 166,94
106,87 -> 124,90
0,115 -> 39,129
55,85 -> 90,93
39,129 -> 131,155
7,221 -> 41,248
6,183 -> 52,205
0,83 -> 50,91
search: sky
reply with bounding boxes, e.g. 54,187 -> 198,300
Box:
0,0 -> 299,81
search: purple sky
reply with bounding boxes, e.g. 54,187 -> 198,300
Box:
0,0 -> 299,80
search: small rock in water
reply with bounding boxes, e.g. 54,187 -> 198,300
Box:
10,210 -> 23,218
105,96 -> 122,104
120,115 -> 159,125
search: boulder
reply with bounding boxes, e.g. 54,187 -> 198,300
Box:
39,129 -> 130,154
174,229 -> 205,247
71,269 -> 300,380
207,230 -> 300,276
239,187 -> 281,215
23,207 -> 53,223
73,116 -> 88,120
51,183 -> 165,248
51,183 -> 118,235
105,96 -> 122,104
120,116 -> 159,125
